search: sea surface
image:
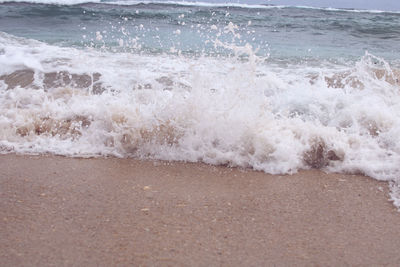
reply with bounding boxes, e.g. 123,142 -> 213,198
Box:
1,1 -> 400,206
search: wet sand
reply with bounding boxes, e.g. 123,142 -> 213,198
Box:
1,154 -> 400,266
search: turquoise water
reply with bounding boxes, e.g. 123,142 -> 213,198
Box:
1,1 -> 400,63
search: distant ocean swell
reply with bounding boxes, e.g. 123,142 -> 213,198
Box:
1,1 -> 400,207
0,0 -> 400,14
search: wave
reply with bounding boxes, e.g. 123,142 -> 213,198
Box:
0,0 -> 101,4
1,0 -> 400,14
0,0 -> 283,9
1,31 -> 400,207
286,5 -> 400,14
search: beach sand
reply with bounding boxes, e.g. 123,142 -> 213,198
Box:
1,154 -> 400,266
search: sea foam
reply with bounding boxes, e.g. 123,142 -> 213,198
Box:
1,30 -> 400,206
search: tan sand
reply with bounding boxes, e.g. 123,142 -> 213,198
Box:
1,154 -> 400,266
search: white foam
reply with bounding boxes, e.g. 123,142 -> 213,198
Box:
1,31 -> 400,207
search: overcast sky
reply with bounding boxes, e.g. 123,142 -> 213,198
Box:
188,0 -> 400,11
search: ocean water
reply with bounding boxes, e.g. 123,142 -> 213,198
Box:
1,1 -> 400,206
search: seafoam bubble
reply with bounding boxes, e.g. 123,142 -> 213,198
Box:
95,31 -> 103,41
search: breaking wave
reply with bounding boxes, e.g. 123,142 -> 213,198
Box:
1,31 -> 400,208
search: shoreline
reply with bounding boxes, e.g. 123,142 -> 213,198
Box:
1,154 -> 400,265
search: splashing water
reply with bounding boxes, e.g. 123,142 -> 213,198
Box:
1,1 -> 400,207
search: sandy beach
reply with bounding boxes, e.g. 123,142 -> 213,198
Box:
2,1 -> 400,266
1,154 -> 400,266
